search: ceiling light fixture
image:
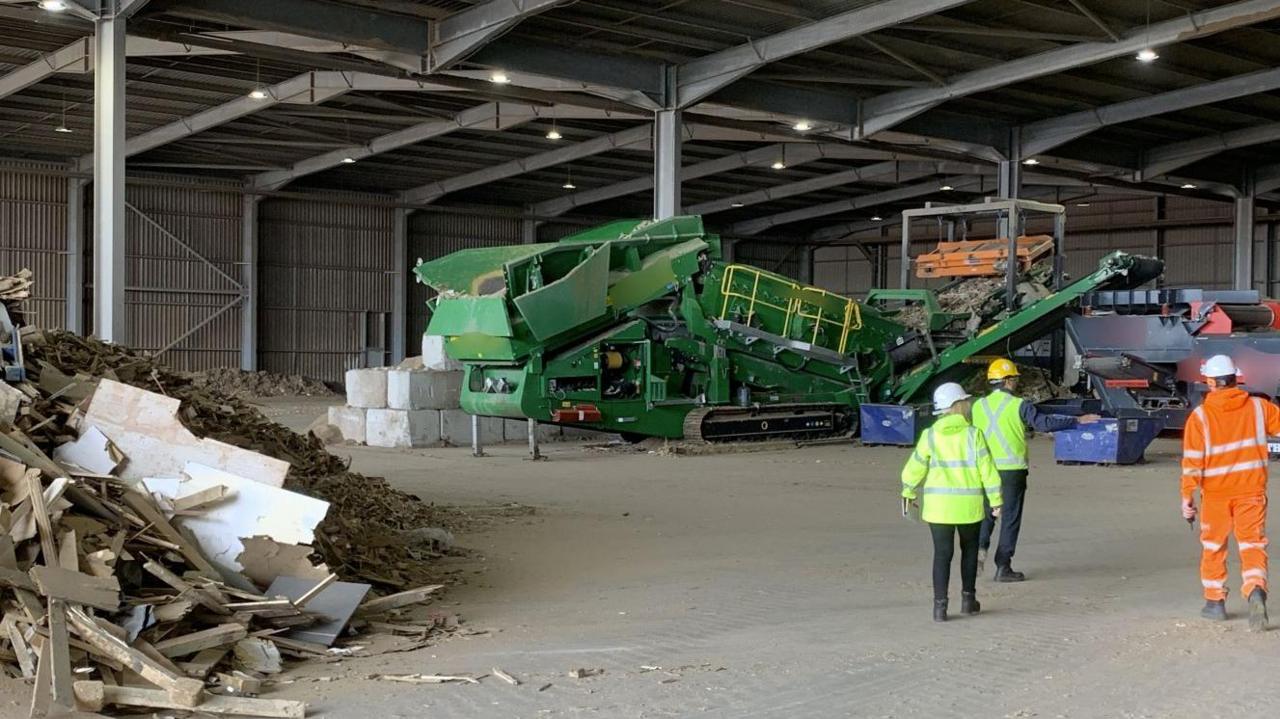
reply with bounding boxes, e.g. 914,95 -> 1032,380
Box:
1136,48 -> 1158,62
940,184 -> 954,191
731,202 -> 745,208
1180,182 -> 1197,189
341,156 -> 357,164
771,161 -> 786,170
793,120 -> 812,132
563,166 -> 575,190
871,215 -> 883,221
54,91 -> 71,134
1076,202 -> 1091,207
490,70 -> 510,84
248,58 -> 267,100
249,88 -> 268,100
546,119 -> 561,140
38,1 -> 67,11
1022,158 -> 1040,166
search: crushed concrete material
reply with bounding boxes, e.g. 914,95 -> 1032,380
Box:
190,367 -> 336,399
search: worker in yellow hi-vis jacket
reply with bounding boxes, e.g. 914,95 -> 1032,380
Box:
902,382 -> 1004,623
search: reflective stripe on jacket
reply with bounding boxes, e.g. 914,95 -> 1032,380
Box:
972,389 -> 1028,470
901,413 -> 1003,524
1182,388 -> 1280,499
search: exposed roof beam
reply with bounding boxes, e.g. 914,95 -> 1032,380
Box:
1021,66 -> 1280,158
530,143 -> 898,217
401,124 -> 653,204
676,0 -> 976,107
859,0 -> 1280,140
1255,163 -> 1280,195
1140,123 -> 1280,180
429,0 -> 571,71
76,71 -> 456,172
0,38 -> 89,101
730,173 -> 985,236
1064,0 -> 1120,42
159,0 -> 432,54
688,160 -> 919,215
251,101 -> 530,190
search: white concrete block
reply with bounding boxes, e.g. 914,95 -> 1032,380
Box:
386,369 -> 463,410
327,406 -> 367,444
422,334 -> 463,371
345,368 -> 388,409
366,408 -> 441,448
440,410 -> 502,445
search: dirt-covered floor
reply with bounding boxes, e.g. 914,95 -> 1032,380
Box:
6,398 -> 1272,719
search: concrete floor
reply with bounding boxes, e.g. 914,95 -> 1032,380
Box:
15,398 -> 1267,719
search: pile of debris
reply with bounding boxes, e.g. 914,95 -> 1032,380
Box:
0,268 -> 33,303
189,368 -> 336,400
0,330 -> 460,716
961,361 -> 1068,404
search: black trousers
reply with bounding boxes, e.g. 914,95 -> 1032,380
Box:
929,521 -> 981,601
979,469 -> 1029,568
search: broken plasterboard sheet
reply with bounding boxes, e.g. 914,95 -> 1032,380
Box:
236,536 -> 330,589
52,426 -> 123,475
265,575 -> 370,646
142,463 -> 329,591
83,379 -> 289,487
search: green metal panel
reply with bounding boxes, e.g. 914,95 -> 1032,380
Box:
513,244 -> 611,341
427,296 -> 513,337
414,244 -> 551,294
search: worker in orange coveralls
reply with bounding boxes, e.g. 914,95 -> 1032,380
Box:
1182,354 -> 1280,630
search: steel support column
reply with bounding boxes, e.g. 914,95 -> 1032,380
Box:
390,207 -> 408,364
65,176 -> 85,334
1234,172 -> 1257,291
521,215 -> 539,244
997,129 -> 1021,241
721,238 -> 735,264
239,193 -> 260,370
653,108 -> 682,220
93,11 -> 126,343
798,246 -> 814,285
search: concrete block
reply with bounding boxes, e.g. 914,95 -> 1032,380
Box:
503,419 -> 531,444
440,409 -> 502,445
536,422 -> 565,442
422,334 -> 463,371
386,369 -> 463,410
327,405 -> 367,444
345,368 -> 388,409
366,408 -> 441,448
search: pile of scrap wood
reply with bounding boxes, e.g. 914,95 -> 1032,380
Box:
0,269 -> 33,303
0,330 -> 460,716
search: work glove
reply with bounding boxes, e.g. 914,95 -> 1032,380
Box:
1181,496 -> 1197,521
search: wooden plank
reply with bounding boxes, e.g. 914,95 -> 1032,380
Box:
120,490 -> 219,579
73,681 -> 304,718
4,614 -> 36,678
171,484 -> 232,513
30,566 -> 120,612
23,468 -> 59,566
154,624 -> 247,658
294,573 -> 337,609
179,646 -> 229,679
0,565 -> 38,592
47,599 -> 74,710
63,606 -> 204,708
142,560 -> 229,615
215,669 -> 262,695
56,528 -> 78,572
356,584 -> 443,616
30,632 -> 51,718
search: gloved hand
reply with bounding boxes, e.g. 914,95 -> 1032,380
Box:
1181,496 -> 1197,521
1078,413 -> 1103,424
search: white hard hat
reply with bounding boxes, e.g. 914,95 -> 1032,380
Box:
932,382 -> 971,415
1200,354 -> 1240,379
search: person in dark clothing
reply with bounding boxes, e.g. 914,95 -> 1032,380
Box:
973,359 -> 1100,582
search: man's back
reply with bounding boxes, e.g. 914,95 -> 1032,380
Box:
1183,388 -> 1280,497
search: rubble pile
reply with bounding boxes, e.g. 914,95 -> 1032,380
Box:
189,368 -> 336,399
0,323 -> 459,716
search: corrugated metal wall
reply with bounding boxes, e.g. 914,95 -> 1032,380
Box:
732,240 -> 803,280
407,211 -> 523,346
0,161 -> 68,330
259,194 -> 395,382
117,175 -> 243,371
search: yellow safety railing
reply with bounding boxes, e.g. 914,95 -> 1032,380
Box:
717,264 -> 863,355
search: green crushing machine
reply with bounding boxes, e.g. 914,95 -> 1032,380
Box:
414,215 -> 1162,442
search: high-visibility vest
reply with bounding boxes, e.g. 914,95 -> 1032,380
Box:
972,389 -> 1028,470
901,414 -> 1003,524
1182,390 -> 1280,498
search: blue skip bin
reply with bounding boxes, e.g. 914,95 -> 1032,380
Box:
860,403 -> 930,446
1053,417 -> 1163,465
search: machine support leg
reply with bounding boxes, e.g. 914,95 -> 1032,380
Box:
527,418 -> 543,460
471,414 -> 485,457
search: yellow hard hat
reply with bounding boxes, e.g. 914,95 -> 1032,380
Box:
987,358 -> 1020,382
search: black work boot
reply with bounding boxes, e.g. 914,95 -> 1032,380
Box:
1201,599 -> 1227,621
1248,589 -> 1268,632
933,599 -> 948,623
961,591 -> 981,616
994,565 -> 1026,583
